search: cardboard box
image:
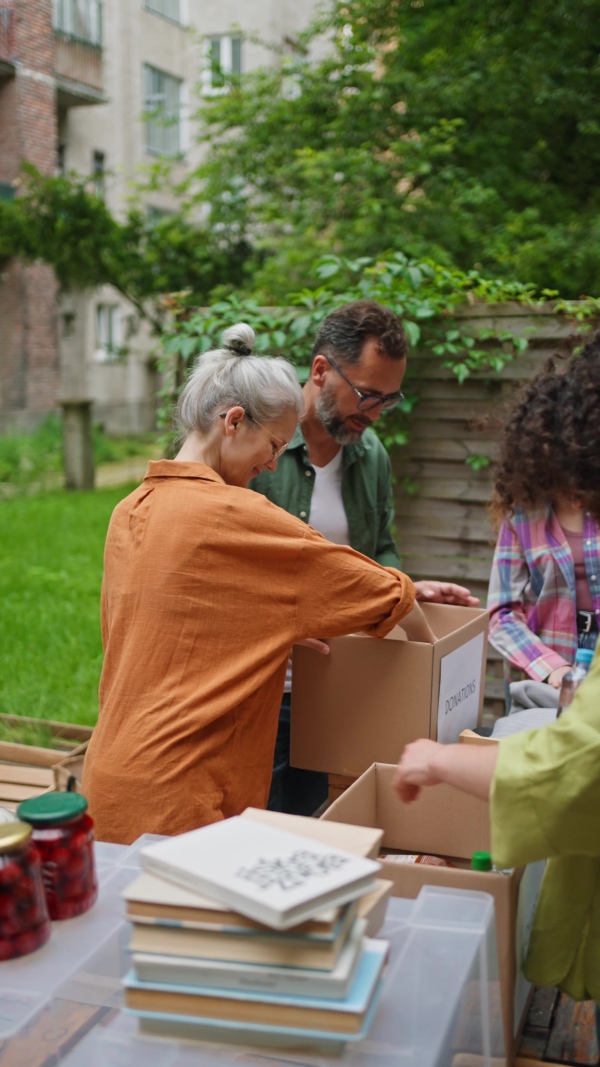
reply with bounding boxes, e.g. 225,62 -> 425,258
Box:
52,742 -> 89,794
321,762 -> 545,1060
291,602 -> 489,777
460,728 -> 499,746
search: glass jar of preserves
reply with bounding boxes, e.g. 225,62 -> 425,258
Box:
0,821 -> 50,959
17,793 -> 98,921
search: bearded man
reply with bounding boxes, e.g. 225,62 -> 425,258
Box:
252,300 -> 478,814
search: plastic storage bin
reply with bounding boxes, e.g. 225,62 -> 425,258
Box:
0,836 -> 506,1067
41,883 -> 505,1067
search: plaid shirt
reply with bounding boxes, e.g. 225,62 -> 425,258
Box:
487,507 -> 600,682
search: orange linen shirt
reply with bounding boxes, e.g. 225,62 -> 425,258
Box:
82,461 -> 415,843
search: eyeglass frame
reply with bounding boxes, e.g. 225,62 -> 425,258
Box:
322,354 -> 405,412
219,411 -> 288,461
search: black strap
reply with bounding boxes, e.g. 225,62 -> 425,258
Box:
576,610 -> 598,633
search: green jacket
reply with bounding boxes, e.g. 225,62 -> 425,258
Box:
250,426 -> 401,567
491,649 -> 600,1002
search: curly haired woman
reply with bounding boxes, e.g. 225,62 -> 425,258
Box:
393,335 -> 600,1033
487,333 -> 600,691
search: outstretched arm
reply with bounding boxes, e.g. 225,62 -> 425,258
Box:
393,739 -> 498,804
487,518 -> 571,683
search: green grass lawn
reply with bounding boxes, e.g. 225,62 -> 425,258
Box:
0,485 -> 136,728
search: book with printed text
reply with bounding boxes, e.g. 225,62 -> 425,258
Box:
124,936 -> 388,1034
128,912 -> 360,970
123,870 -> 355,939
140,815 -> 379,930
132,917 -> 366,998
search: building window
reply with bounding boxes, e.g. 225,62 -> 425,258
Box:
143,65 -> 183,157
92,150 -> 105,196
52,0 -> 102,46
57,143 -> 66,175
146,205 -> 173,224
95,304 -> 121,362
144,0 -> 182,24
202,35 -> 242,93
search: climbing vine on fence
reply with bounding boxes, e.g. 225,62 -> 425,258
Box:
156,253 -> 543,451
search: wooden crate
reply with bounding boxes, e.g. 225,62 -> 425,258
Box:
0,717 -> 93,811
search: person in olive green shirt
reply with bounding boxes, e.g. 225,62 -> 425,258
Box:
252,300 -> 478,815
394,649 -> 600,1021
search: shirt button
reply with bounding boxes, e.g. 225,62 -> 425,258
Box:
300,510 -> 307,519
305,469 -> 312,477
592,575 -> 597,581
587,540 -> 592,546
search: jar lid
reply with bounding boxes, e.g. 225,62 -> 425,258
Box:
0,821 -> 32,853
18,792 -> 88,826
471,850 -> 493,872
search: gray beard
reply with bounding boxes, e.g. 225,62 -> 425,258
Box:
315,390 -> 366,446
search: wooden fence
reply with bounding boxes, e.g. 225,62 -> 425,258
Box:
390,302 -> 585,721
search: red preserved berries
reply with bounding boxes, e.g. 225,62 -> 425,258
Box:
0,824 -> 50,960
18,795 -> 97,921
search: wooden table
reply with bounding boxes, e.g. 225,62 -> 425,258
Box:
515,988 -> 598,1066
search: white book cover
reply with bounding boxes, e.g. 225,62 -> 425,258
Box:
122,871 -> 344,930
123,872 -> 226,912
132,919 -> 367,999
140,816 -> 380,931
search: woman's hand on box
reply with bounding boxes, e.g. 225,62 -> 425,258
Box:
394,740 -> 499,805
393,740 -> 444,803
415,581 -> 480,607
295,638 -> 330,654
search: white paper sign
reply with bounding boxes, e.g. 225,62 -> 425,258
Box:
437,631 -> 485,743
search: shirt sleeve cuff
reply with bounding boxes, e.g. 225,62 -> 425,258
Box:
527,651 -> 572,683
369,570 -> 416,638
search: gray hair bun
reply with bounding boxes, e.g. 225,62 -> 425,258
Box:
222,323 -> 255,358
176,320 -> 303,439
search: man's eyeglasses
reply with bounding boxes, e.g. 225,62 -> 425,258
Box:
324,355 -> 404,412
219,411 -> 288,461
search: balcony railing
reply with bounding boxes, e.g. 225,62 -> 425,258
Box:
0,2 -> 15,69
53,32 -> 104,102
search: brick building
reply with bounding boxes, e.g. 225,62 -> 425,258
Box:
0,0 -> 319,435
0,0 -> 61,431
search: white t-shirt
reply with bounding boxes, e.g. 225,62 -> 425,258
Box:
284,449 -> 350,692
308,448 -> 350,547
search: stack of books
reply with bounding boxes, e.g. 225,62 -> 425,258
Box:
122,813 -> 392,1053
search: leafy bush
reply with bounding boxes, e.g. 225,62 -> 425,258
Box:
0,417 -> 158,497
157,252 -> 533,452
0,417 -> 63,496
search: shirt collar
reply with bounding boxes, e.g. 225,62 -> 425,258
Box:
289,425 -> 367,463
144,460 -> 225,484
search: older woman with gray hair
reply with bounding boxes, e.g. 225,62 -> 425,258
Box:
83,324 -> 433,843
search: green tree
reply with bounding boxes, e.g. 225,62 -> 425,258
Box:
0,167 -> 251,327
190,0 -> 600,298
